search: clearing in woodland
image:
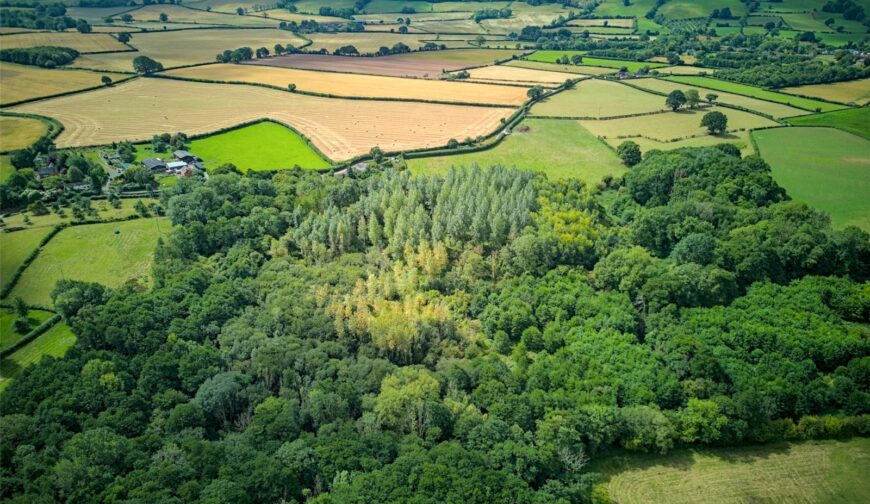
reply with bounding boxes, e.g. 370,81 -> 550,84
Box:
531,79 -> 668,118
0,62 -> 129,105
593,438 -> 870,504
164,63 -> 529,105
10,78 -> 514,160
407,118 -> 625,184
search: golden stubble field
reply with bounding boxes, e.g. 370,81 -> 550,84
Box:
0,62 -> 129,105
165,63 -> 528,105
465,64 -> 579,85
0,31 -> 129,52
10,78 -> 514,160
0,116 -> 47,151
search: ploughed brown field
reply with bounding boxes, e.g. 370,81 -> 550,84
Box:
10,78 -> 514,161
244,49 -> 525,78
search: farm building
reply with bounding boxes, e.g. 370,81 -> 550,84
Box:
173,150 -> 200,163
142,158 -> 166,172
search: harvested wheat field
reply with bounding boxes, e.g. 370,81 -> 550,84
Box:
782,78 -> 870,106
505,59 -> 614,76
306,32 -> 428,52
71,28 -> 307,71
114,4 -> 275,27
0,32 -> 129,53
0,62 -> 129,105
0,115 -> 47,151
244,49 -> 524,78
165,63 -> 528,105
465,65 -> 578,85
10,78 -> 513,160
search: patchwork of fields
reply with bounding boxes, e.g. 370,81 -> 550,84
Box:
11,78 -> 514,160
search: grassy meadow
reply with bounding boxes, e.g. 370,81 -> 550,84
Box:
781,79 -> 870,106
0,227 -> 52,289
0,308 -> 55,353
0,322 -> 76,393
787,107 -> 870,140
6,217 -> 167,306
527,52 -> 667,72
664,76 -> 846,112
593,438 -> 870,504
407,118 -> 625,184
531,80 -> 667,118
754,127 -> 870,231
189,122 -> 330,171
1,198 -> 160,230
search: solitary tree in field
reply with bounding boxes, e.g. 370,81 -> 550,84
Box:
236,7 -> 245,15
121,13 -> 133,22
133,55 -> 163,74
101,75 -> 112,86
705,93 -> 718,103
617,140 -> 641,167
118,32 -> 131,43
685,89 -> 701,108
159,12 -> 168,22
398,25 -> 408,33
701,111 -> 728,134
666,90 -> 687,111
287,83 -> 296,92
475,35 -> 486,46
527,85 -> 544,99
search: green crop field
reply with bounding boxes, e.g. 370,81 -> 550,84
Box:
5,218 -> 167,306
788,108 -> 870,140
531,80 -> 667,118
0,155 -> 14,182
0,227 -> 52,289
0,322 -> 75,393
527,52 -> 666,72
658,0 -> 747,20
0,307 -> 54,353
188,122 -> 331,171
664,76 -> 847,112
754,127 -> 870,231
593,438 -> 870,504
407,118 -> 625,184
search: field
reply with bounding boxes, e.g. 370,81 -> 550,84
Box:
658,0 -> 747,20
0,116 -> 47,151
665,76 -> 847,113
188,121 -> 330,171
71,28 -> 306,71
464,65 -> 578,85
407,118 -> 625,184
6,217 -> 167,306
0,308 -> 54,353
781,79 -> 870,106
11,78 -> 514,160
306,32 -> 430,52
505,59 -> 616,76
628,77 -> 809,118
1,197 -> 160,230
0,31 -> 129,52
164,63 -> 529,105
787,107 -> 870,140
628,130 -> 754,157
753,127 -> 870,231
481,13 -> 566,34
414,19 -> 488,33
532,79 -> 671,118
593,438 -> 870,504
580,105 -> 779,142
0,322 -> 76,393
655,65 -> 714,75
249,48 -> 524,78
527,52 -> 667,72
0,227 -> 51,289
569,18 -> 634,28
0,62 -> 129,105
113,4 -> 276,27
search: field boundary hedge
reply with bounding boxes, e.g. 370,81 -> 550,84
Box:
147,72 -> 518,108
0,314 -> 61,359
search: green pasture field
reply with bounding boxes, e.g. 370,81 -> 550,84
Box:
365,0 -> 435,13
531,79 -> 668,118
432,2 -> 510,12
5,217 -> 167,306
0,155 -> 14,182
0,322 -> 76,393
754,127 -> 870,231
505,59 -> 616,76
188,122 -> 331,171
658,0 -> 747,20
527,52 -> 667,72
626,130 -> 754,157
664,76 -> 847,112
0,227 -> 52,289
787,107 -> 870,140
407,118 -> 625,184
1,198 -> 160,230
629,77 -> 809,118
655,65 -> 715,75
592,438 -> 870,504
780,12 -> 867,34
580,105 -> 779,142
0,307 -> 54,353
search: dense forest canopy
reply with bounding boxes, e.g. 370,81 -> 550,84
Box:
2,145 -> 868,503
